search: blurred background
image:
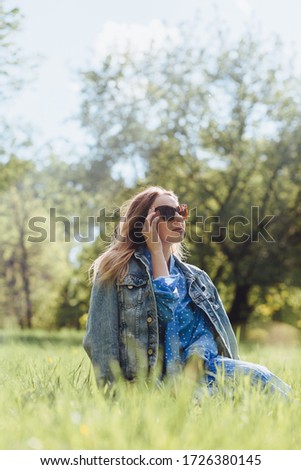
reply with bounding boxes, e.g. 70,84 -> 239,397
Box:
1,0 -> 300,344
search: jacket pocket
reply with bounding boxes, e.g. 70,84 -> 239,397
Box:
118,275 -> 148,309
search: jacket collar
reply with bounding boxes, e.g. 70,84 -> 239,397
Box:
134,244 -> 195,281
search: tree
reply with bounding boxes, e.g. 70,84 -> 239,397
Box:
0,4 -> 34,191
0,163 -> 73,328
0,3 -> 24,101
78,18 -> 301,328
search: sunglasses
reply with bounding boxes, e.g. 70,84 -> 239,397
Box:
154,204 -> 189,221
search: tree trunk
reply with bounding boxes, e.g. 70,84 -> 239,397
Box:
19,227 -> 33,328
228,283 -> 252,329
6,255 -> 25,328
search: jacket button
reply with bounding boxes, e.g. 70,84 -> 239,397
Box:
147,316 -> 152,324
147,348 -> 153,355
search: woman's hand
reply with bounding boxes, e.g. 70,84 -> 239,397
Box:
142,207 -> 170,278
142,207 -> 162,254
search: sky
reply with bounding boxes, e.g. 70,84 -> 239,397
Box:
4,0 -> 301,159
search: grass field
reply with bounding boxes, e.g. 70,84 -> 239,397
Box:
0,329 -> 300,450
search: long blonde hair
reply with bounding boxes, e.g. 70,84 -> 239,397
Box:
89,186 -> 188,285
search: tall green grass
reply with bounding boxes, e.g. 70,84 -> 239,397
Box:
0,329 -> 300,450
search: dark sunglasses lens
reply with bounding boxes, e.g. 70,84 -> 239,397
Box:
156,206 -> 176,220
163,208 -> 176,220
155,205 -> 188,220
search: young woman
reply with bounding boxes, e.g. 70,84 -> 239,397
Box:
83,186 -> 291,397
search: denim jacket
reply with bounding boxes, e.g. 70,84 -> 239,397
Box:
83,246 -> 239,386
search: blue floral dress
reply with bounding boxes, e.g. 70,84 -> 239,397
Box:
143,247 -> 292,398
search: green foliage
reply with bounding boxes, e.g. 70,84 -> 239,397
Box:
0,330 -> 300,449
0,4 -> 24,101
79,17 -> 301,328
1,8 -> 300,330
54,242 -> 100,330
0,165 -> 73,328
0,155 -> 32,192
0,4 -> 34,191
249,285 -> 301,328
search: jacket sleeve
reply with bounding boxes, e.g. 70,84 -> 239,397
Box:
83,275 -> 120,387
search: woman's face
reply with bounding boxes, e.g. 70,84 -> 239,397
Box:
152,194 -> 186,246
